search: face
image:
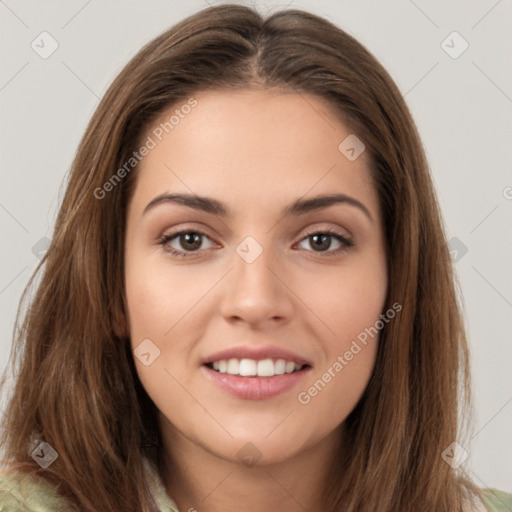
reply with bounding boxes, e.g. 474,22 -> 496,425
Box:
124,88 -> 387,466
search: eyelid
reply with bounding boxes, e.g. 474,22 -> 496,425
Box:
299,224 -> 353,243
158,222 -> 218,241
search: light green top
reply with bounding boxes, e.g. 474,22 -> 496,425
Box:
480,489 -> 512,512
0,458 -> 179,512
0,459 -> 510,511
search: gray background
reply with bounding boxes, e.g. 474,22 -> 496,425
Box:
1,0 -> 511,491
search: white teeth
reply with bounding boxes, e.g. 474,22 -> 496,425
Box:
227,358 -> 239,374
239,359 -> 257,376
257,359 -> 275,377
285,361 -> 296,374
209,358 -> 305,377
274,359 -> 286,375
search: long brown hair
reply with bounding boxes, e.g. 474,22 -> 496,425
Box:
1,4 -> 481,511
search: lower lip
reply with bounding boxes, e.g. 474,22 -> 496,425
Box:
202,365 -> 311,400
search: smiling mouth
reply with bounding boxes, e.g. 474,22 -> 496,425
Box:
204,358 -> 311,377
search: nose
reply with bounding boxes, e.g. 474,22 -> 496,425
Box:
219,240 -> 293,328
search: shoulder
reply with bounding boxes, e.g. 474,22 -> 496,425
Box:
0,468 -> 71,512
480,488 -> 512,512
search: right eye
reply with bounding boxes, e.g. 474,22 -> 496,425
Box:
158,230 -> 217,258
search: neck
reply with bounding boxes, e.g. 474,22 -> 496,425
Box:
160,423 -> 343,512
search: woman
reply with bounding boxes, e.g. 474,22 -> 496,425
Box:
1,4 -> 510,511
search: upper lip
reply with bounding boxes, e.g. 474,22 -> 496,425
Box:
202,345 -> 312,366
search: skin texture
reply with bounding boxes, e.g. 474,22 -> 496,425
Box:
124,88 -> 388,512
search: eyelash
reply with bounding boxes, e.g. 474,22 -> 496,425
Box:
157,228 -> 354,259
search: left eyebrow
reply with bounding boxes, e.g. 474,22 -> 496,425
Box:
283,193 -> 373,222
142,192 -> 373,223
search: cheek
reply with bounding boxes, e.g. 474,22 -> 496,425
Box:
124,254 -> 203,413
124,251 -> 206,341
294,343 -> 378,442
292,251 -> 386,414
124,249 -> 219,399
293,253 -> 387,343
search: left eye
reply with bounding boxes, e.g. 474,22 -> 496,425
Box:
158,229 -> 353,258
297,230 -> 353,254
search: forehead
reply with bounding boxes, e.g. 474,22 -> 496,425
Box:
130,88 -> 378,220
